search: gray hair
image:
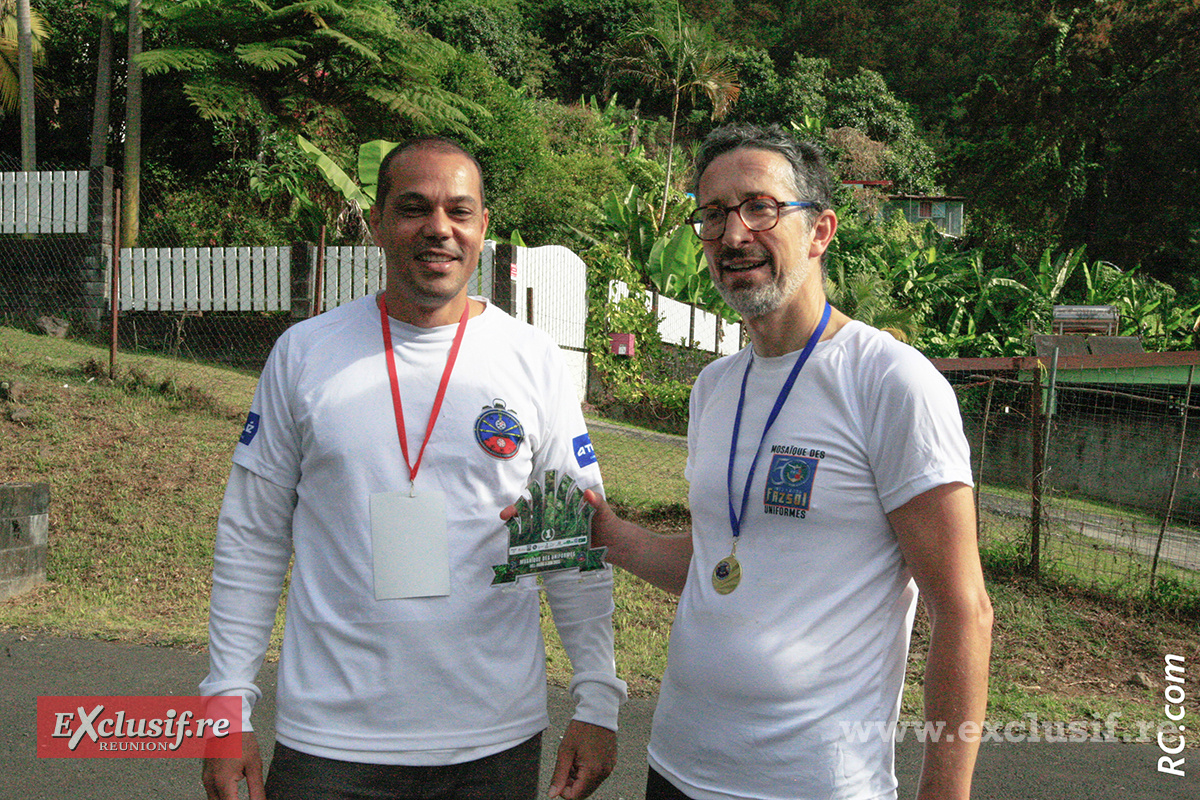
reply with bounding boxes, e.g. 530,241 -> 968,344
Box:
691,123 -> 834,219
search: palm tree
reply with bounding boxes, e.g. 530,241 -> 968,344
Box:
89,5 -> 117,169
123,0 -> 143,246
15,0 -> 34,167
2,0 -> 49,167
611,4 -> 739,224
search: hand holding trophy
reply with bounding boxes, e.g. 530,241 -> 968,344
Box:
492,470 -> 608,588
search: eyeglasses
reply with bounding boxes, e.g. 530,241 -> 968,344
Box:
687,197 -> 816,241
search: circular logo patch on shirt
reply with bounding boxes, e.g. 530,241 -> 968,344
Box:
474,399 -> 525,460
773,458 -> 811,486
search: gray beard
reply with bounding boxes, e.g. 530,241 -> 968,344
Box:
715,259 -> 810,320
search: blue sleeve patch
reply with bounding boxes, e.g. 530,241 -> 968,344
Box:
573,433 -> 598,468
239,412 -> 261,446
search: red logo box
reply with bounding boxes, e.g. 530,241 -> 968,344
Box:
37,696 -> 242,759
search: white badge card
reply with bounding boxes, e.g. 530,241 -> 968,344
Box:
370,491 -> 450,599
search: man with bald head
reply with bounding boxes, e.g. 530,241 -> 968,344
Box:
201,137 -> 625,800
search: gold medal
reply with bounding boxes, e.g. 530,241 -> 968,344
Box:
712,553 -> 741,594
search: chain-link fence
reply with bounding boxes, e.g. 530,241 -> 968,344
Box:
944,358 -> 1200,604
0,155 -> 290,368
0,153 -> 109,336
587,354 -> 1200,611
0,163 -> 591,375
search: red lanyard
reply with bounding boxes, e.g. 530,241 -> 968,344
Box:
378,294 -> 470,490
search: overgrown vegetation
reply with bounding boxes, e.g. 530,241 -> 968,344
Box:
5,0 -> 1199,364
2,326 -> 1197,735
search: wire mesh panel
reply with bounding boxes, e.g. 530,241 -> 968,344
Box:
939,357 -> 1200,603
0,157 -> 111,329
1039,373 -> 1199,595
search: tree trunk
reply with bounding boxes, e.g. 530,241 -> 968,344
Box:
17,0 -> 35,169
122,0 -> 143,246
659,89 -> 680,227
90,14 -> 115,170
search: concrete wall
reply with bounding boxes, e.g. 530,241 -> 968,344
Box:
964,403 -> 1199,520
0,483 -> 49,601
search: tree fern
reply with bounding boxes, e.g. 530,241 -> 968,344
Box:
233,41 -> 310,71
137,47 -> 221,76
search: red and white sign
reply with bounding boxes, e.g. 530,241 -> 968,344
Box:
37,696 -> 241,759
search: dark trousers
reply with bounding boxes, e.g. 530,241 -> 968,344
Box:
646,766 -> 696,800
264,733 -> 542,800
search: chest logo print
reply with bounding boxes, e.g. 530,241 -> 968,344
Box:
764,454 -> 819,518
474,399 -> 525,460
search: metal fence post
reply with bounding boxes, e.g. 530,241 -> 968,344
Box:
290,241 -> 314,321
1029,348 -> 1059,580
109,186 -> 120,380
1151,364 -> 1195,589
975,378 -> 995,540
1029,366 -> 1044,578
491,242 -> 515,316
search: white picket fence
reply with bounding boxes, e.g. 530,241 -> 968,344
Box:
112,240 -> 595,398
311,243 -> 512,313
318,246 -> 386,311
119,246 -> 292,312
114,243 -> 737,353
0,171 -> 89,234
116,242 -> 574,316
611,281 -> 743,357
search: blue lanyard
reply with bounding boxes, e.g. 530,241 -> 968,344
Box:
726,302 -> 831,539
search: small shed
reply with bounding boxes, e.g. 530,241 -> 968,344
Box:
886,194 -> 966,236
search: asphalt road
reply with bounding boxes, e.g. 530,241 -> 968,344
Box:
978,491 -> 1200,572
1,632 -> 1192,799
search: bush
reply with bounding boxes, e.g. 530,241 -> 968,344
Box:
1147,575 -> 1200,618
139,184 -> 292,248
582,238 -> 712,435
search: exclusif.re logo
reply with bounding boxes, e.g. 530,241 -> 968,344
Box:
37,696 -> 242,759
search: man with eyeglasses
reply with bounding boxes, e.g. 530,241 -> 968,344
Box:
585,124 -> 993,799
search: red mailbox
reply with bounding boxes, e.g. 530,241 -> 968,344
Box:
610,333 -> 635,357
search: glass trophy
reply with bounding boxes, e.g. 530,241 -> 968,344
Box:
492,470 -> 608,590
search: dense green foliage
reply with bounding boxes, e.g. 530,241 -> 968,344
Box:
3,0 -> 1198,372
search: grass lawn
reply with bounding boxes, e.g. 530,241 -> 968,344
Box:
2,325 -> 1196,740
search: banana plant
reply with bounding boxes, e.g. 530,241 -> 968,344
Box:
577,185 -> 738,321
644,222 -> 735,319
1010,245 -> 1089,331
296,134 -> 397,211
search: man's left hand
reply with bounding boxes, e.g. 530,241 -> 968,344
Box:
548,720 -> 616,799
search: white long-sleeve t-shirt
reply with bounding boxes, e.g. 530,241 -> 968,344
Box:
201,296 -> 626,764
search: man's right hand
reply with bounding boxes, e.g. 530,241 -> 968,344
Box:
581,489 -> 620,551
202,731 -> 265,800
